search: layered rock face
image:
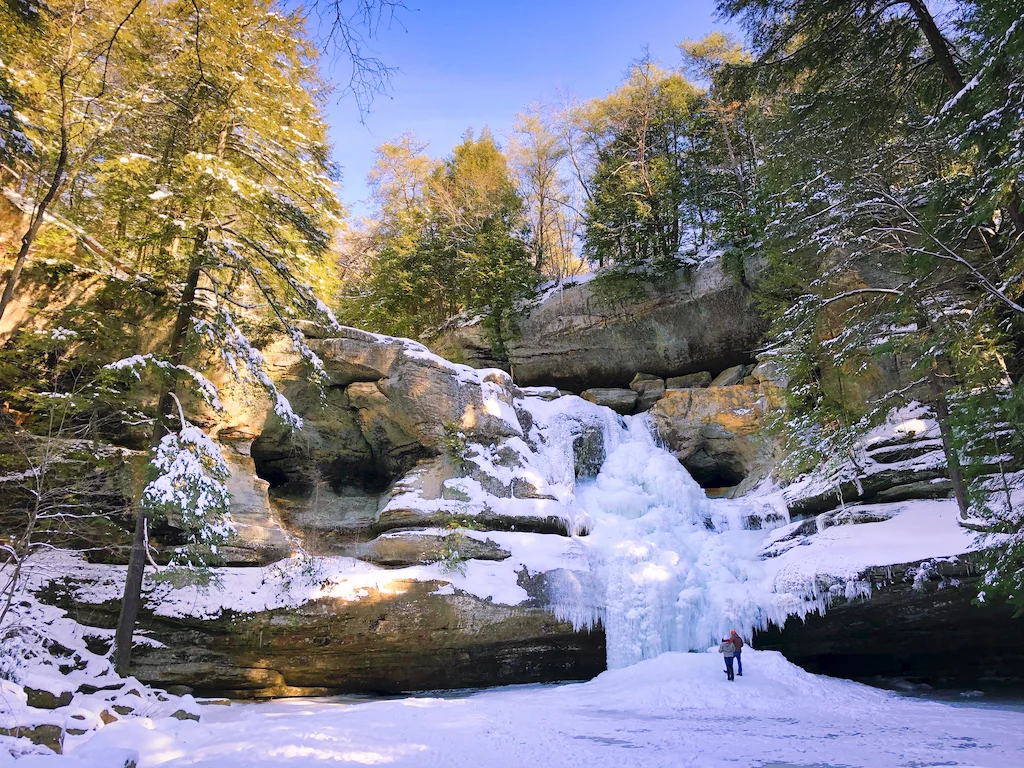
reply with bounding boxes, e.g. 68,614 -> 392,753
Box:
435,258 -> 767,390
54,579 -> 605,698
780,411 -> 960,517
248,328 -> 530,557
754,555 -> 1024,685
43,328 -> 615,695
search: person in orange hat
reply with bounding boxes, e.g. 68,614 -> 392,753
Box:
730,630 -> 744,676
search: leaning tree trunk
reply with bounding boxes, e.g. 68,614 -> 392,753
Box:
906,0 -> 1024,233
112,247 -> 204,675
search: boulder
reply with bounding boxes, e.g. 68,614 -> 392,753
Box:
252,328 -> 524,497
358,531 -> 511,567
628,373 -> 663,390
708,364 -> 747,388
432,258 -> 767,390
24,687 -> 73,709
581,388 -> 637,415
371,457 -> 573,537
373,503 -> 571,537
0,724 -> 64,753
312,328 -> 522,449
652,385 -> 782,489
629,373 -> 666,413
666,371 -> 712,389
750,360 -> 790,389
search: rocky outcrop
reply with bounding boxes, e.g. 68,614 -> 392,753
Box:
434,258 -> 767,390
252,328 -> 522,495
48,577 -> 606,698
782,427 -> 955,517
755,554 -> 1024,685
29,352 -> 615,696
652,384 -> 782,489
248,328 -> 532,556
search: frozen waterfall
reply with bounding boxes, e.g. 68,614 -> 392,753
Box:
546,411 -> 786,669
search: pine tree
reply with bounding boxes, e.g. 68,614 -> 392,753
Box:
340,129 -> 535,348
716,0 -> 1024,536
582,60 -> 710,278
429,128 -> 535,351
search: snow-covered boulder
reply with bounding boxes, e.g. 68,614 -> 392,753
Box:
581,387 -> 637,415
313,327 -> 524,448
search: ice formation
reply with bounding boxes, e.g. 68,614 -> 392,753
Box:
535,410 -> 785,668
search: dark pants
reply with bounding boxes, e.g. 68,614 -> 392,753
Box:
735,650 -> 742,675
724,655 -> 735,680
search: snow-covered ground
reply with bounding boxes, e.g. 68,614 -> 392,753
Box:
7,651 -> 1023,767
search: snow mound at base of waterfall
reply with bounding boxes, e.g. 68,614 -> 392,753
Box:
10,650 -> 1023,767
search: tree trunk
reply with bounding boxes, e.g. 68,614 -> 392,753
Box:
906,0 -> 965,93
112,246 -> 204,674
111,502 -> 147,674
926,364 -> 972,522
0,83 -> 70,324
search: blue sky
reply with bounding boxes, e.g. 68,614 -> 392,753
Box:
322,0 -> 727,216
